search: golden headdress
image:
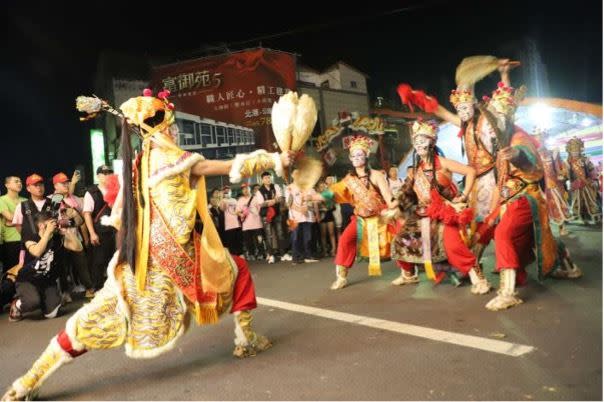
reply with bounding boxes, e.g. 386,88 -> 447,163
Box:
449,86 -> 475,107
566,137 -> 584,154
348,135 -> 374,155
76,88 -> 176,140
119,89 -> 175,138
483,82 -> 517,117
411,119 -> 438,141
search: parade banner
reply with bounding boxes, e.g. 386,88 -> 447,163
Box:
151,48 -> 297,151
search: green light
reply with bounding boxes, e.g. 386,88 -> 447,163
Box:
90,129 -> 106,184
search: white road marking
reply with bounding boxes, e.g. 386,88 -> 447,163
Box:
257,297 -> 535,357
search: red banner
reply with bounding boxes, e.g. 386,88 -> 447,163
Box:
151,48 -> 297,151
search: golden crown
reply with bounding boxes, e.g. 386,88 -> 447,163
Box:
450,87 -> 475,107
349,135 -> 374,154
119,89 -> 175,137
411,119 -> 438,141
483,82 -> 516,117
566,137 -> 584,153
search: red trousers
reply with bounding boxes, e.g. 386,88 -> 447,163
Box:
396,223 -> 476,275
335,216 -> 359,268
230,254 -> 258,312
476,222 -> 495,245
494,197 -> 535,271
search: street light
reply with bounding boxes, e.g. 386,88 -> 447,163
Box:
529,103 -> 553,129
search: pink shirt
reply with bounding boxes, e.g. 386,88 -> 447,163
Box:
237,193 -> 263,231
222,197 -> 241,230
83,187 -> 107,213
63,194 -> 83,212
12,199 -> 48,226
285,184 -> 317,223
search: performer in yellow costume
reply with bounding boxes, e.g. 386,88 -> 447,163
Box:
2,89 -> 294,401
323,135 -> 397,290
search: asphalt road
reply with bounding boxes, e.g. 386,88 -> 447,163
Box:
1,223 -> 601,400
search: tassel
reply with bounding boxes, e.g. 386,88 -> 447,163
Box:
195,302 -> 219,325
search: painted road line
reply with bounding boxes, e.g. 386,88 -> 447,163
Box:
257,297 -> 535,357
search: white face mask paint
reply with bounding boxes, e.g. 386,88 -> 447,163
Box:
455,102 -> 475,122
413,135 -> 432,158
349,149 -> 367,168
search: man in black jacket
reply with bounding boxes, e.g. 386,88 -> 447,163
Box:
82,166 -> 116,289
256,172 -> 291,263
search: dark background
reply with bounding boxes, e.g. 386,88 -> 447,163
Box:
2,0 -> 601,186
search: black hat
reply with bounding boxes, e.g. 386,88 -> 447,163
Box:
96,165 -> 114,174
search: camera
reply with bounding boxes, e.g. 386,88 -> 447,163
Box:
49,194 -> 76,229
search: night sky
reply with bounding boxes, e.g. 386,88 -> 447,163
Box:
3,0 -> 602,186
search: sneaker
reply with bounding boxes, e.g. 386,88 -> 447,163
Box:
304,258 -> 319,263
281,253 -> 293,262
268,255 -> 275,264
8,300 -> 22,322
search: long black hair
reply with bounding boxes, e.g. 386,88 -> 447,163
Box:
117,119 -> 137,270
117,111 -> 166,272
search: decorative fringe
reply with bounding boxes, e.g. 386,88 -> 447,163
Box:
195,303 -> 219,325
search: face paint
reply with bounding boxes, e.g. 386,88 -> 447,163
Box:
413,135 -> 432,157
455,102 -> 475,122
349,149 -> 367,167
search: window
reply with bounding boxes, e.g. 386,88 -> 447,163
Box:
182,120 -> 194,135
194,123 -> 201,145
227,128 -> 234,144
216,125 -> 226,145
350,80 -> 357,88
182,133 -> 195,146
200,123 -> 212,146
